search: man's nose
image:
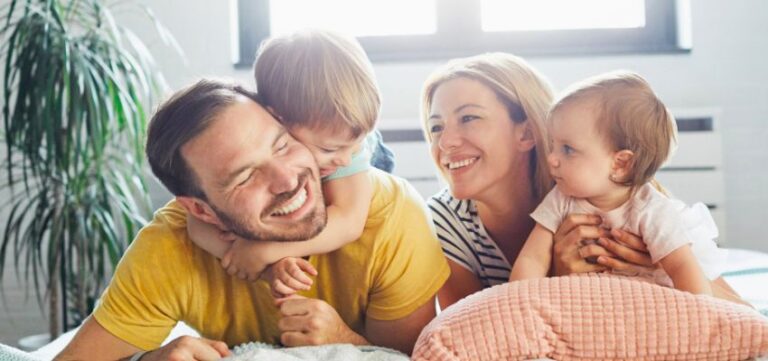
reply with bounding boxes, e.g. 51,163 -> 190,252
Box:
267,163 -> 299,194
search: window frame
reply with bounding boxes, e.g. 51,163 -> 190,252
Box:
235,0 -> 689,67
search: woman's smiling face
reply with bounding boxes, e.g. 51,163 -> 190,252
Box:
427,77 -> 530,200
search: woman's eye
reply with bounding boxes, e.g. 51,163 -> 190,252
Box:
562,145 -> 574,155
429,124 -> 443,133
461,115 -> 478,123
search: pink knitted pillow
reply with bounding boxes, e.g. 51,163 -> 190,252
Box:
414,273 -> 768,361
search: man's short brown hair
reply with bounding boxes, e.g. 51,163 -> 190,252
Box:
146,79 -> 260,199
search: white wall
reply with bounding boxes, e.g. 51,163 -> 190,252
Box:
127,0 -> 767,251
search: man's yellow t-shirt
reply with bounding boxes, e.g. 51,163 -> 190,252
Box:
93,169 -> 449,350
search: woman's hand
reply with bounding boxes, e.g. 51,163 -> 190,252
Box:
553,214 -> 655,276
552,214 -> 608,276
594,228 -> 654,274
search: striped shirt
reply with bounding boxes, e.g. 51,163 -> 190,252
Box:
427,188 -> 511,288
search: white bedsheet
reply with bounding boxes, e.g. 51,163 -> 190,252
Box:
28,248 -> 768,360
721,248 -> 768,312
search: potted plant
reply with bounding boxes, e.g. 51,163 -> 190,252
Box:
0,0 -> 179,342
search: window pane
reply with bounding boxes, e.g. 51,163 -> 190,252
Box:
270,0 -> 437,37
482,0 -> 645,32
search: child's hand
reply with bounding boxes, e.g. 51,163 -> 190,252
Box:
221,235 -> 275,282
261,257 -> 318,299
217,229 -> 238,244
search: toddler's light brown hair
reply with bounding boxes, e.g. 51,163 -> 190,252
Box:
254,30 -> 380,138
550,71 -> 677,187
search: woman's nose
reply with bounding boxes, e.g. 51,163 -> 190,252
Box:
437,125 -> 462,150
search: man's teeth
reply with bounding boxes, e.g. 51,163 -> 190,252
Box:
447,157 -> 478,170
271,188 -> 307,216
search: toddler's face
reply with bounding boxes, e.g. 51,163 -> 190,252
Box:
547,100 -> 617,200
290,123 -> 364,178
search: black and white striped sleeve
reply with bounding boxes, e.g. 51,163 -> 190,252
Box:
427,194 -> 476,273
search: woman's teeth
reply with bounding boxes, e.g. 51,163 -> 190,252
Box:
271,188 -> 307,216
447,157 -> 478,170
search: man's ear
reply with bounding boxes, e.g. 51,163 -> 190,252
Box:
515,121 -> 536,152
176,196 -> 224,227
611,150 -> 635,182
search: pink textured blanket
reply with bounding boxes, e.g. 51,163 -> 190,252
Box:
413,273 -> 768,361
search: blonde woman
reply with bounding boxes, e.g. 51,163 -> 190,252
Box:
422,53 -> 656,309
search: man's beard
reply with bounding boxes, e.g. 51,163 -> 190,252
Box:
210,170 -> 327,242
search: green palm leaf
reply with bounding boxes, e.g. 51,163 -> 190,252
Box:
1,0 -> 177,336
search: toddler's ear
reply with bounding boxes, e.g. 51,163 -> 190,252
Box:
611,150 -> 634,182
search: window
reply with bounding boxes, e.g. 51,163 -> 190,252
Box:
235,0 -> 689,66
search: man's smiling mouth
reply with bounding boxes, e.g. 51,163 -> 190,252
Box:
270,187 -> 307,216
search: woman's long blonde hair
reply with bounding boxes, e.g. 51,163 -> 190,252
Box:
420,53 -> 555,202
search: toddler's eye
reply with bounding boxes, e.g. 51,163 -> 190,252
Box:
562,144 -> 574,155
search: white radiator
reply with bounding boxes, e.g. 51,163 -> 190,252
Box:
380,107 -> 728,244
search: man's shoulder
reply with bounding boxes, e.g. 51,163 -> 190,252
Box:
361,169 -> 438,246
366,169 -> 425,217
123,200 -> 202,269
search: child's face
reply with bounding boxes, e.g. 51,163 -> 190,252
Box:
547,101 -> 618,200
290,123 -> 365,178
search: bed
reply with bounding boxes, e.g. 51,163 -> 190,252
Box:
20,248 -> 768,360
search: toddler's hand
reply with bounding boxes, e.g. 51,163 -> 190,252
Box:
221,237 -> 272,282
218,229 -> 238,244
262,257 -> 318,299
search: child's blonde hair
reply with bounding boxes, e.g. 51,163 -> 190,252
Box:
421,53 -> 555,202
550,71 -> 677,187
253,29 -> 380,138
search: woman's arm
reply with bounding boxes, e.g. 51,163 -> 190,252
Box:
437,260 -> 483,311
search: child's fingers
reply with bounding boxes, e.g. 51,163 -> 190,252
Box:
279,271 -> 311,291
221,252 -> 232,268
237,270 -> 248,280
295,258 -> 318,276
218,230 -> 235,242
272,279 -> 298,297
271,288 -> 286,299
289,264 -> 314,286
226,265 -> 239,277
